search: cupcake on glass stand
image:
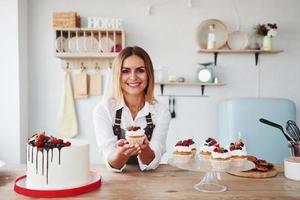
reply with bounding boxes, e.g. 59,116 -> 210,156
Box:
210,146 -> 232,171
199,137 -> 219,159
185,138 -> 196,158
172,139 -> 194,163
229,139 -> 247,167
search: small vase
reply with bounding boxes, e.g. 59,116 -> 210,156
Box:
262,36 -> 272,51
249,34 -> 261,49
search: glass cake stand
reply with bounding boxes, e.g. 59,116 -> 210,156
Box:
168,156 -> 255,193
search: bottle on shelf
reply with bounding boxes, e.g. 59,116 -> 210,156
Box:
207,24 -> 216,49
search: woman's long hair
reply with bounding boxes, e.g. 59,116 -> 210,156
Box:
111,46 -> 156,104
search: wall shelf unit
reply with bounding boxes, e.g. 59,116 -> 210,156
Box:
155,82 -> 226,97
54,28 -> 125,69
198,49 -> 283,66
56,52 -> 119,59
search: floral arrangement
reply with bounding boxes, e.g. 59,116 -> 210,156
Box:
254,23 -> 278,37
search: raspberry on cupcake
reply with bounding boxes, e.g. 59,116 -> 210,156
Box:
199,137 -> 219,158
210,146 -> 232,170
173,139 -> 193,163
125,126 -> 145,145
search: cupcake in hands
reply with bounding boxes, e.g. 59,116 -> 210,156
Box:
229,139 -> 247,167
210,146 -> 232,170
125,126 -> 145,145
173,139 -> 193,163
199,137 -> 219,158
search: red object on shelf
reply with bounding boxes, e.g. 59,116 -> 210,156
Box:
14,173 -> 101,198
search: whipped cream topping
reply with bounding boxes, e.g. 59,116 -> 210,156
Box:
199,141 -> 217,153
126,129 -> 145,137
199,145 -> 214,153
211,151 -> 232,159
173,146 -> 192,153
230,146 -> 247,156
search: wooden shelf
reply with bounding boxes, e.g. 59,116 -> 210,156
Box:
198,49 -> 283,66
56,52 -> 119,59
155,82 -> 225,96
198,49 -> 283,54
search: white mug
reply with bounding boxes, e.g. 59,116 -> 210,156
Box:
284,157 -> 300,181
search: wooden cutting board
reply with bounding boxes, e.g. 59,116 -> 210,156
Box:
227,168 -> 278,178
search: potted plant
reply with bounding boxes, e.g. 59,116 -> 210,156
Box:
253,23 -> 278,50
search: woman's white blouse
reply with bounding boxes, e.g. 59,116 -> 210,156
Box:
93,97 -> 171,172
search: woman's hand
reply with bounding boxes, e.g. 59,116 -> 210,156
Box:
117,139 -> 141,158
138,137 -> 155,165
139,137 -> 150,151
107,139 -> 141,170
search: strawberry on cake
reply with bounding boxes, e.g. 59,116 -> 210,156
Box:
229,139 -> 247,167
199,137 -> 219,158
173,139 -> 194,163
125,126 -> 145,145
210,146 -> 232,170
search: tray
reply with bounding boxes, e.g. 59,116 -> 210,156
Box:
227,168 -> 278,178
14,171 -> 101,198
196,19 -> 229,49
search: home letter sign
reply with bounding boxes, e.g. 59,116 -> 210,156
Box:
87,17 -> 122,29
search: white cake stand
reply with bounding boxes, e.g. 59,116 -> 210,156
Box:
168,156 -> 255,193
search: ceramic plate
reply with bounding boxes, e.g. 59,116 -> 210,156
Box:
76,37 -> 85,52
55,37 -> 69,52
68,37 -> 78,52
196,19 -> 229,49
84,36 -> 99,52
99,37 -> 114,53
14,172 -> 101,198
227,30 -> 249,50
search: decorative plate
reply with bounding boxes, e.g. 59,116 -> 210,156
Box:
55,37 -> 69,52
99,37 -> 114,53
76,37 -> 85,52
227,30 -> 249,50
196,19 -> 229,50
68,37 -> 78,52
84,36 -> 99,52
14,172 -> 101,198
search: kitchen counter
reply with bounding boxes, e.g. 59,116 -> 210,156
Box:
0,164 -> 299,199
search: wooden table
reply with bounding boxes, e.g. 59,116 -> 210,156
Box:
0,164 -> 300,200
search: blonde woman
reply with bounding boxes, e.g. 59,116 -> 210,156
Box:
93,46 -> 171,172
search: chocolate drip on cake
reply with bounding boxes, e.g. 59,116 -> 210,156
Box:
46,149 -> 49,184
27,133 -> 71,185
58,147 -> 62,165
41,149 -> 44,176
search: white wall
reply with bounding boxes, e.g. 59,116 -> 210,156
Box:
0,0 -> 27,164
18,0 -> 29,164
22,0 -> 300,164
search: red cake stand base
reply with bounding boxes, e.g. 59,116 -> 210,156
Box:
14,172 -> 101,198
